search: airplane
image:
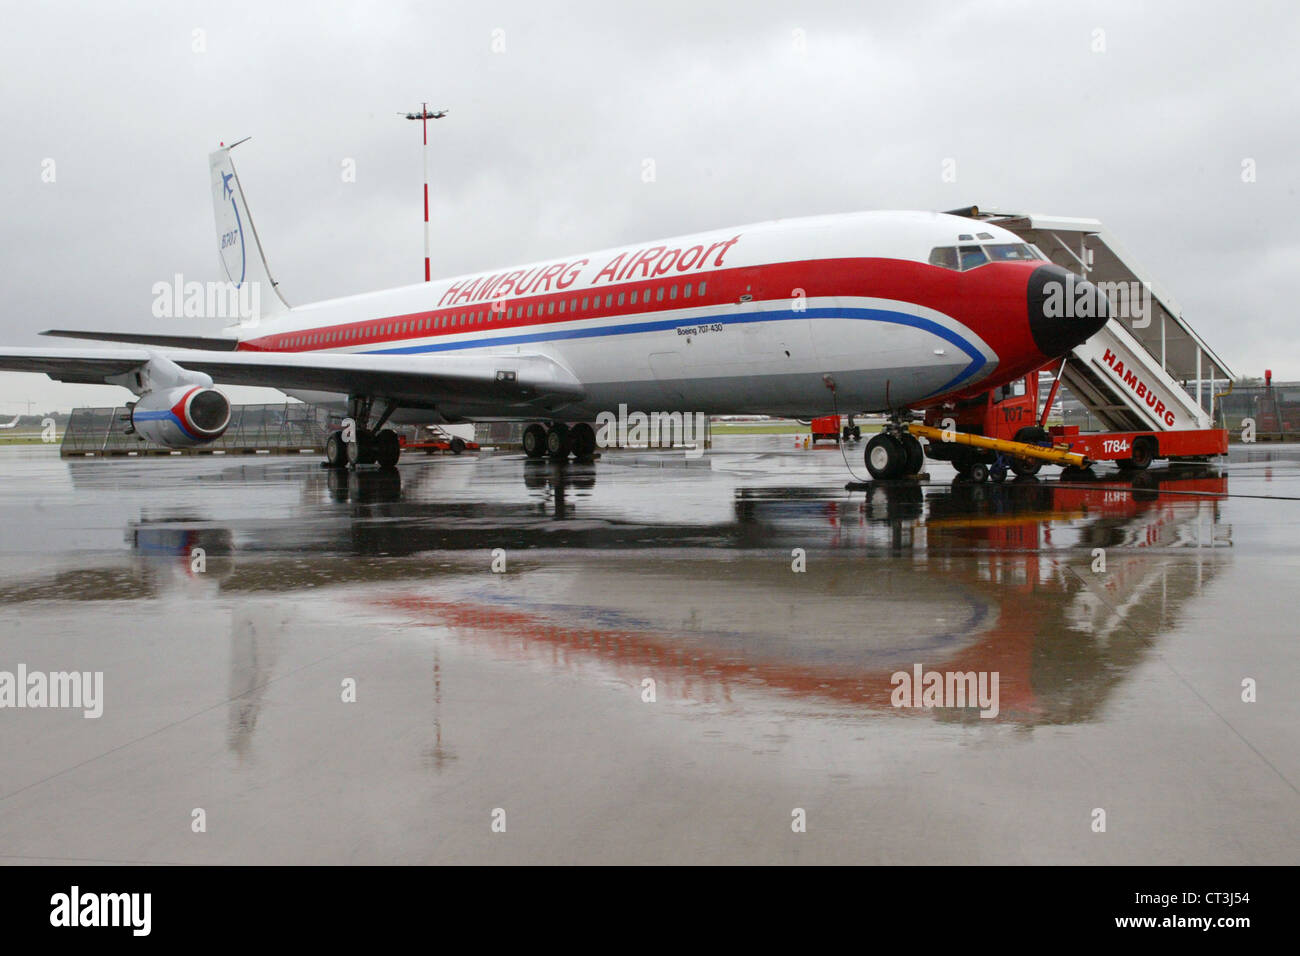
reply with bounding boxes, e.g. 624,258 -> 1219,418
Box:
0,143 -> 1110,479
0,415 -> 20,430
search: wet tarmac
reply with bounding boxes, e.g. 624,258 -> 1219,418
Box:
0,438 -> 1297,864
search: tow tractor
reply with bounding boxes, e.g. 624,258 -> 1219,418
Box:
398,424 -> 480,456
915,367 -> 1227,482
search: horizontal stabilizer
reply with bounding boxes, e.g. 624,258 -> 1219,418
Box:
42,330 -> 240,351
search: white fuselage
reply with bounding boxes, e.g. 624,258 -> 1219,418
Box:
237,210 -> 1042,422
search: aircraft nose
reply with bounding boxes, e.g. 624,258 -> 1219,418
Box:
1026,264 -> 1110,357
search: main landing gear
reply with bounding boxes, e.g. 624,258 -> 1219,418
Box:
522,422 -> 597,461
324,395 -> 403,471
863,419 -> 925,480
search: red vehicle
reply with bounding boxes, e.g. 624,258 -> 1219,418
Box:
922,367 -> 1227,480
397,425 -> 479,456
809,415 -> 859,444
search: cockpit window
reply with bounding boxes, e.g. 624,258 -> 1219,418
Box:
985,242 -> 1039,261
930,242 -> 1043,271
928,246 -> 960,270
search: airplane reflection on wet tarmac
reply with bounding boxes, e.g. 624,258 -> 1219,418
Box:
0,459 -> 1231,743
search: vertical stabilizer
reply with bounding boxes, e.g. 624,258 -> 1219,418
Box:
209,141 -> 289,323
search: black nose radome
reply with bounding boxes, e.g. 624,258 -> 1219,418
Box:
1027,264 -> 1110,357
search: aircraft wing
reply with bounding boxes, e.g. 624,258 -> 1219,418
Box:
0,347 -> 587,411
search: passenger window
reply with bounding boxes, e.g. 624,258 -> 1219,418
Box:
617,292 -> 625,306
683,284 -> 692,298
656,287 -> 664,302
606,294 -> 613,308
559,300 -> 566,314
669,285 -> 678,299
582,297 -> 589,310
699,282 -> 707,296
527,304 -> 534,318
548,302 -> 555,315
959,246 -> 989,270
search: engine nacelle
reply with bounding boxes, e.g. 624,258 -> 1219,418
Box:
130,385 -> 231,447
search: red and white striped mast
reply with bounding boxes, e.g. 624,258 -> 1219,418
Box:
401,103 -> 449,281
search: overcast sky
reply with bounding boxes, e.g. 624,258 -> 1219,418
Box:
1,0 -> 1297,412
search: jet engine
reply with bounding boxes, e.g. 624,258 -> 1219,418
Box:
110,355 -> 231,448
130,385 -> 231,447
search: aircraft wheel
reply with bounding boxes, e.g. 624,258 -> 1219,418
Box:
864,433 -> 905,480
325,431 -> 348,469
900,434 -> 924,475
449,437 -> 466,455
347,430 -> 376,467
546,423 -> 572,460
374,429 -> 401,469
968,461 -> 990,483
852,426 -> 861,441
522,423 -> 547,459
570,422 -> 597,458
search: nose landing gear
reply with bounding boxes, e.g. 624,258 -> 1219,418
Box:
863,421 -> 925,480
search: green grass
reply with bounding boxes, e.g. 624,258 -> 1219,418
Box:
710,421 -> 884,436
0,434 -> 61,445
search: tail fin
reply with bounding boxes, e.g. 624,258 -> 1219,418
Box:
209,141 -> 289,323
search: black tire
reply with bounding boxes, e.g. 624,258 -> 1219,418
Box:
347,431 -> 375,466
864,433 -> 906,480
1118,437 -> 1155,471
546,423 -> 572,460
449,436 -> 466,455
852,426 -> 861,441
1009,426 -> 1047,477
900,434 -> 924,475
522,423 -> 547,459
968,461 -> 990,483
570,422 -> 597,458
374,429 -> 401,469
325,431 -> 348,469
842,426 -> 851,442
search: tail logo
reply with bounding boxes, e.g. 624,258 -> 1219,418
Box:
217,168 -> 247,288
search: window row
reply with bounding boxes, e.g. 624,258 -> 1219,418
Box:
276,280 -> 709,349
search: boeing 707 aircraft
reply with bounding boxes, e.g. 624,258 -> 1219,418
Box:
0,143 -> 1109,479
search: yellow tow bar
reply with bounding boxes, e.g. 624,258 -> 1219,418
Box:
907,423 -> 1090,468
